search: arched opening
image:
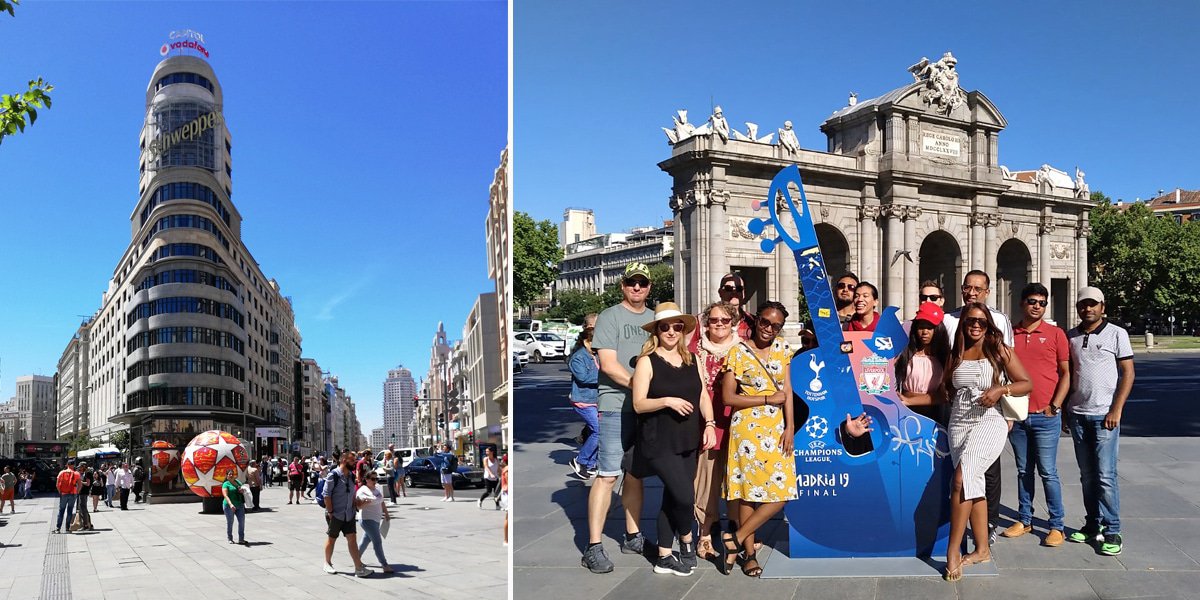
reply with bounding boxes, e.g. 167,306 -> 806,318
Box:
918,230 -> 962,311
815,223 -> 850,281
997,238 -> 1033,322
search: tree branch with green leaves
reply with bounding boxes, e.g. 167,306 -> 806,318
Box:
0,1 -> 54,143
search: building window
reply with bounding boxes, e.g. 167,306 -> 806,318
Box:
142,214 -> 229,250
126,296 -> 244,328
149,243 -> 224,265
141,182 -> 231,226
149,101 -> 217,170
154,72 -> 215,94
126,386 -> 244,411
126,356 -> 245,382
127,326 -> 245,354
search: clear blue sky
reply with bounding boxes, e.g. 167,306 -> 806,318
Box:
0,1 -> 507,434
516,0 -> 1199,232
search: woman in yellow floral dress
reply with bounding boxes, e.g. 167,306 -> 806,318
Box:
719,301 -> 798,577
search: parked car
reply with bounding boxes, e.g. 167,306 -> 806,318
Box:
512,350 -> 523,374
402,453 -> 485,489
512,331 -> 566,363
513,348 -> 529,367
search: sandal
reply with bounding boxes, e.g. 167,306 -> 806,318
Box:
718,526 -> 743,575
943,556 -> 962,582
697,535 -> 716,560
741,553 -> 763,577
962,552 -> 992,567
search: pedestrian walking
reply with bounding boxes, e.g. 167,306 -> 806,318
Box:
1003,283 -> 1071,546
1065,286 -> 1134,556
687,300 -> 741,561
132,457 -> 147,503
323,451 -> 372,577
104,463 -> 116,508
580,262 -> 654,574
381,451 -> 397,504
631,302 -> 716,576
479,446 -> 501,509
54,461 -> 81,533
115,462 -> 133,510
0,466 -> 15,513
355,471 -> 393,573
942,270 -> 1015,545
221,471 -> 248,544
391,452 -> 406,499
247,461 -> 263,511
941,303 -> 1032,581
567,314 -> 600,480
501,454 -> 509,547
719,301 -> 799,577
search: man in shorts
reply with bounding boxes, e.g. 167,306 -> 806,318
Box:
322,451 -> 371,577
439,444 -> 458,502
288,456 -> 305,505
581,262 -> 654,573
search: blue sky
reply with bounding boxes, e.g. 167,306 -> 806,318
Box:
0,1 -> 507,434
515,0 -> 1200,232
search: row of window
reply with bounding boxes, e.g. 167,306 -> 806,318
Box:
155,72 -> 215,94
150,243 -> 224,265
141,214 -> 229,250
127,326 -> 245,355
126,356 -> 245,383
141,182 -> 231,226
135,269 -> 238,295
126,386 -> 244,412
126,297 -> 245,328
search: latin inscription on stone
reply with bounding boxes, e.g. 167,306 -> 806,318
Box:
921,131 -> 961,158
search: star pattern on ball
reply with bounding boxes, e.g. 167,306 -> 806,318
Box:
182,430 -> 248,497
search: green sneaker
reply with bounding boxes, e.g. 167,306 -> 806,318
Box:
1099,533 -> 1122,556
1067,523 -> 1105,544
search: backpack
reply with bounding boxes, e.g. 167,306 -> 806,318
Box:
441,454 -> 458,474
56,470 -> 80,495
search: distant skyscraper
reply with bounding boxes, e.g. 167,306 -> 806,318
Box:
383,366 -> 417,447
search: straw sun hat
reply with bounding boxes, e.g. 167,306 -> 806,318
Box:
640,302 -> 698,335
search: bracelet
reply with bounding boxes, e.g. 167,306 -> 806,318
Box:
705,419 -> 716,425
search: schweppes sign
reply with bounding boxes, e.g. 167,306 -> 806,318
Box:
146,110 -> 222,161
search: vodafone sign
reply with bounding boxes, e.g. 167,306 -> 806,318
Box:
159,29 -> 209,59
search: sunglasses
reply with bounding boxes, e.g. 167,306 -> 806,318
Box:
1025,298 -> 1048,307
757,320 -> 785,332
836,282 -> 857,290
962,316 -> 988,329
919,294 -> 942,302
657,322 -> 685,333
720,285 -> 743,293
708,317 -> 733,325
623,278 -> 650,289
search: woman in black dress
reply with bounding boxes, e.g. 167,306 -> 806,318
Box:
630,302 -> 717,577
90,463 -> 107,512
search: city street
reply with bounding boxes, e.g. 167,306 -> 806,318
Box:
0,483 -> 507,599
513,351 -> 1200,599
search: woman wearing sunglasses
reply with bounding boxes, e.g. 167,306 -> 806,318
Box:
719,301 -> 798,577
630,302 -> 716,577
941,302 -> 1032,581
356,471 -> 393,573
686,301 -> 741,561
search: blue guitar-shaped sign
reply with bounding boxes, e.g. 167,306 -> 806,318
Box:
748,165 -> 951,558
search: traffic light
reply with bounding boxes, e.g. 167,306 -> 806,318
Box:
437,414 -> 445,429
469,431 -> 475,444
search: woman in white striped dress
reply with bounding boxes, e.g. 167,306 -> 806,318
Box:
941,302 -> 1031,581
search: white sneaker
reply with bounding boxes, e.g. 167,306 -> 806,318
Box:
354,567 -> 373,578
323,563 -> 336,574
478,498 -> 484,509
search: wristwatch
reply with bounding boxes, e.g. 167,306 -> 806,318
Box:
1049,403 -> 1061,415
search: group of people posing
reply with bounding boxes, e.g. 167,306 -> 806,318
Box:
573,262 -> 1133,582
50,459 -> 144,534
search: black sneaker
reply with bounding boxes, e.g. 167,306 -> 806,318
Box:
987,522 -> 997,546
653,553 -> 693,577
1068,522 -> 1106,544
1099,533 -> 1122,556
679,539 -> 698,571
620,532 -> 645,555
569,459 -> 590,480
581,544 -> 614,573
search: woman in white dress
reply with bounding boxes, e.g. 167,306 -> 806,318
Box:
941,302 -> 1031,581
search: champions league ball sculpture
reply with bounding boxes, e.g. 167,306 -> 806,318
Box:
150,440 -> 181,485
181,430 -> 250,497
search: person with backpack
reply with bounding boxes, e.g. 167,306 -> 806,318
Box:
132,457 -> 147,503
323,451 -> 372,577
439,444 -> 457,502
54,460 -> 81,534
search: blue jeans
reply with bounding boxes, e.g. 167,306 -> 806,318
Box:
224,503 -> 245,541
596,410 -> 636,477
1009,412 -> 1065,529
105,485 -> 115,506
358,518 -> 388,566
1068,413 -> 1120,535
56,494 -> 76,531
574,404 -> 599,468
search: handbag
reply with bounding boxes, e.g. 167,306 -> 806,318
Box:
70,513 -> 84,532
999,373 -> 1029,421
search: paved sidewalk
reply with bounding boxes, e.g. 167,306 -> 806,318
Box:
0,484 -> 507,600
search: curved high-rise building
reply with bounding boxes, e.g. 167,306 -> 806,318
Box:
80,55 -> 301,500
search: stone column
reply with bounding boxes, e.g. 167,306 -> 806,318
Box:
970,212 -> 986,273
984,214 -> 1000,279
1076,217 -> 1091,289
859,205 -> 880,285
903,206 -> 923,316
668,193 -> 689,310
706,190 -> 729,314
1039,211 -> 1055,290
881,204 -> 904,310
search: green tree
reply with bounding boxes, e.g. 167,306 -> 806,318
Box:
0,1 -> 54,144
545,288 -> 606,324
514,211 -> 562,312
110,430 -> 132,455
65,432 -> 100,455
647,263 -> 675,305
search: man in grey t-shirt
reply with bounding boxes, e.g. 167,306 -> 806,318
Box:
1064,286 -> 1133,556
581,262 -> 654,574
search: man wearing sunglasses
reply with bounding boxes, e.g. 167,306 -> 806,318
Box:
716,272 -> 756,340
582,262 -> 654,573
833,272 -> 859,325
941,269 -> 1013,545
1002,283 -> 1071,546
1064,286 -> 1133,557
919,280 -> 945,308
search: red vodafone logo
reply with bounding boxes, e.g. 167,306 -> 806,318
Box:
160,43 -> 169,56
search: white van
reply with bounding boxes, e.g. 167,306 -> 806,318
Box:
374,446 -> 432,475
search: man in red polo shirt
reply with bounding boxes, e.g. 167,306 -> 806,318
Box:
1002,283 -> 1070,546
